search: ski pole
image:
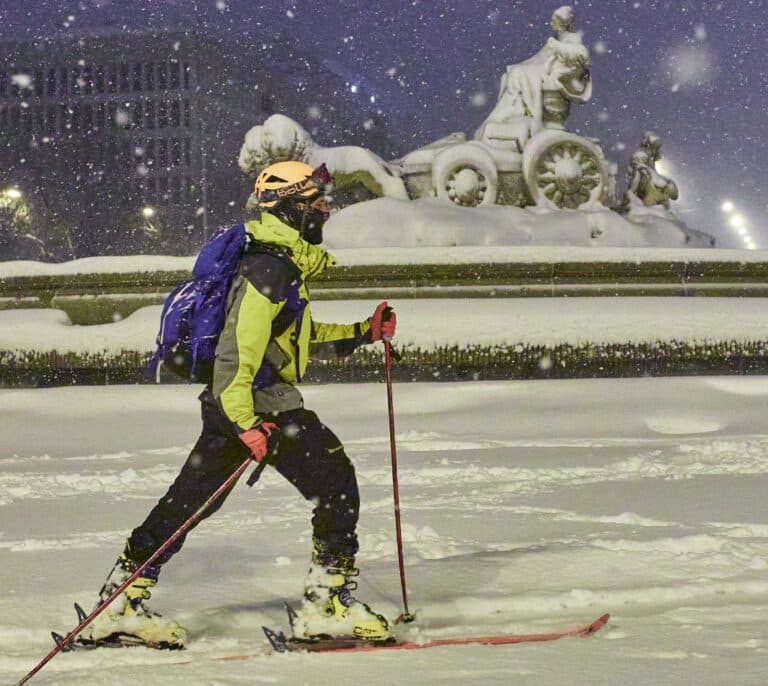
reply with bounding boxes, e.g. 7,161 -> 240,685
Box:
384,334 -> 414,623
13,457 -> 261,686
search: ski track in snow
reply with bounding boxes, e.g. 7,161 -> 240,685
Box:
2,380 -> 768,685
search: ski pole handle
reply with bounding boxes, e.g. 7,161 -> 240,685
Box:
245,425 -> 282,487
381,307 -> 402,361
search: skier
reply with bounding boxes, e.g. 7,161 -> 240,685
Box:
80,161 -> 396,649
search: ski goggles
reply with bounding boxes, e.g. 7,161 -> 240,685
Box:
305,163 -> 335,212
310,163 -> 333,189
263,163 -> 334,204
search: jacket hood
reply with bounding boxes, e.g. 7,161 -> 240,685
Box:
245,214 -> 336,279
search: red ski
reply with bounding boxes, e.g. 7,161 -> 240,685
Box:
256,613 -> 609,656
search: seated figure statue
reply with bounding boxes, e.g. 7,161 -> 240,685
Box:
475,5 -> 592,152
623,132 -> 679,211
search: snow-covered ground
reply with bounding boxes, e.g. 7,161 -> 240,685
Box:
2,378 -> 767,685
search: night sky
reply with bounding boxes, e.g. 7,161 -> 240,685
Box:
2,0 -> 766,247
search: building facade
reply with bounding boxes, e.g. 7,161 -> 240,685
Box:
0,29 -> 265,256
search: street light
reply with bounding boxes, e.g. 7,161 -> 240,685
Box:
141,206 -> 156,219
720,199 -> 758,249
3,188 -> 23,200
729,214 -> 745,229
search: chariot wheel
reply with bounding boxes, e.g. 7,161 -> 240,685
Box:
523,131 -> 607,209
432,143 -> 498,207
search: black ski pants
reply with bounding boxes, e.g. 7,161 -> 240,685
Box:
125,393 -> 360,570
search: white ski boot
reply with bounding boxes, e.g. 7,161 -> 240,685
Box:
291,553 -> 390,641
78,555 -> 187,649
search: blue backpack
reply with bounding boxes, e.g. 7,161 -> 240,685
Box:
147,223 -> 307,385
147,224 -> 247,383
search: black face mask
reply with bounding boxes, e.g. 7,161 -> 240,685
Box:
299,206 -> 328,245
270,198 -> 329,245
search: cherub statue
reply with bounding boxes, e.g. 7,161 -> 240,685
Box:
623,132 -> 679,211
475,5 -> 592,151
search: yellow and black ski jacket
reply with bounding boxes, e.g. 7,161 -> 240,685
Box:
210,213 -> 371,434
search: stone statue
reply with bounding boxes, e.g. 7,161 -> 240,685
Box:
238,114 -> 408,207
623,132 -> 679,211
475,5 -> 592,152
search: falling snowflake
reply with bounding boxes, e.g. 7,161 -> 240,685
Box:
114,108 -> 131,127
663,43 -> 719,89
470,92 -> 487,107
10,73 -> 32,89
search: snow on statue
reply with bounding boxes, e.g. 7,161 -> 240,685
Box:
235,6 -> 713,250
475,5 -> 593,149
396,4 -> 609,211
622,132 -> 680,212
238,113 -> 408,203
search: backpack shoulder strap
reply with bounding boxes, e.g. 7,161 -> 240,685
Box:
239,238 -> 302,304
234,238 -> 307,383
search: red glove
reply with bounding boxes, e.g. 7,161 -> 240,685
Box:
239,422 -> 279,462
370,301 -> 396,342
